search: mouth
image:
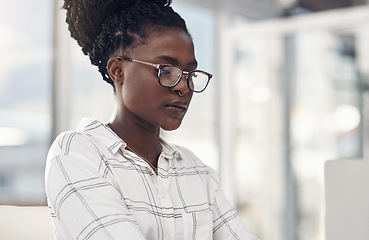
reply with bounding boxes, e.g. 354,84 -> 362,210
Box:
165,101 -> 188,114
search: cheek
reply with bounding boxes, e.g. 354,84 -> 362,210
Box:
121,76 -> 162,113
122,83 -> 148,109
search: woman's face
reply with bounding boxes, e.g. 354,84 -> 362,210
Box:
116,28 -> 197,131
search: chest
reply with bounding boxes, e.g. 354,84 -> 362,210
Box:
108,152 -> 212,210
105,152 -> 214,239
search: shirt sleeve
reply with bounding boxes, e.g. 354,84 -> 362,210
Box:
45,131 -> 146,240
208,170 -> 259,240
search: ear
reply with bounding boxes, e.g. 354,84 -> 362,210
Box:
107,57 -> 124,85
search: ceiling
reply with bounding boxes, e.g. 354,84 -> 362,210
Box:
297,0 -> 366,11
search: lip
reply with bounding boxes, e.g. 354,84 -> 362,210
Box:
165,100 -> 188,114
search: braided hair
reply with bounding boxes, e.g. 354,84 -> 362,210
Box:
63,0 -> 189,89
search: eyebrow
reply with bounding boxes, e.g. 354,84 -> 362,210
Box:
155,55 -> 198,68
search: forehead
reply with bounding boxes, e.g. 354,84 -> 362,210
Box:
129,28 -> 196,65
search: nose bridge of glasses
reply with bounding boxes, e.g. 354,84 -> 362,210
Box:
170,68 -> 190,92
177,70 -> 189,85
182,70 -> 190,80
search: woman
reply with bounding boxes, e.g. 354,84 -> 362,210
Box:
45,0 -> 258,239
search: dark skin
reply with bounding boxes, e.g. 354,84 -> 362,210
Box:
106,28 -> 197,169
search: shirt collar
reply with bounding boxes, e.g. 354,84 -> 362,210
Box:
78,118 -> 182,160
160,138 -> 183,161
78,118 -> 126,154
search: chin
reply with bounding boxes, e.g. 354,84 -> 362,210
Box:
160,120 -> 183,131
161,125 -> 181,131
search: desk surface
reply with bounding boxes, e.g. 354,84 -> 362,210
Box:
325,159 -> 369,240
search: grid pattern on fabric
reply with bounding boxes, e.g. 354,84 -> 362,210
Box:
45,118 -> 258,240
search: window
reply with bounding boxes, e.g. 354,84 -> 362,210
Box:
0,0 -> 53,205
225,8 -> 368,240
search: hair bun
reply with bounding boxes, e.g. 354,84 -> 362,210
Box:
63,0 -> 173,55
140,0 -> 172,6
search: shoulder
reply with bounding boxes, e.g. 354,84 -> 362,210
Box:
47,128 -> 105,164
47,119 -> 113,160
45,128 -> 111,183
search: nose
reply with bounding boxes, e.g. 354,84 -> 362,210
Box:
171,73 -> 190,95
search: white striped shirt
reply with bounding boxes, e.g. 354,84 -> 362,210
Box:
45,118 -> 258,240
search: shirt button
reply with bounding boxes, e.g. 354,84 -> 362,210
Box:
159,191 -> 167,199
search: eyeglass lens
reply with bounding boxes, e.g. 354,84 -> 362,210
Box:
159,66 -> 209,92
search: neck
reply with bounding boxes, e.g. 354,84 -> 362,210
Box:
108,112 -> 162,167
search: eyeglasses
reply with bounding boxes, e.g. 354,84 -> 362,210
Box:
116,57 -> 213,93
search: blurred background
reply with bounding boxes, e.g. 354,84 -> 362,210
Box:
1,0 -> 369,240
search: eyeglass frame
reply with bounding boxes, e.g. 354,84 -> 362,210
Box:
116,56 -> 213,93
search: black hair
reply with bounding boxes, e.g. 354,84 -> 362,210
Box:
63,0 -> 189,89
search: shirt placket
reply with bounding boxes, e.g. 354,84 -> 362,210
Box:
152,155 -> 175,240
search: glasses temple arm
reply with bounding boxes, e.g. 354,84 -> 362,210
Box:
116,57 -> 160,68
